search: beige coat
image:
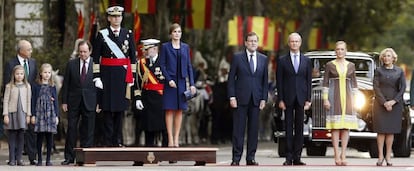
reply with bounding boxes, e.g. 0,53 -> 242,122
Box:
2,83 -> 31,116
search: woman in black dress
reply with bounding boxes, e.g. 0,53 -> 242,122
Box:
373,48 -> 406,166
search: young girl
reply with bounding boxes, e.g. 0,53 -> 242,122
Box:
31,63 -> 59,166
3,65 -> 32,166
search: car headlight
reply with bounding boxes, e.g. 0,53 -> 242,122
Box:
354,90 -> 366,110
356,118 -> 367,131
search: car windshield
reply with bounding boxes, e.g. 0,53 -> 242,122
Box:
310,57 -> 374,80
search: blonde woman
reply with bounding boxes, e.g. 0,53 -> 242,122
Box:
323,41 -> 358,166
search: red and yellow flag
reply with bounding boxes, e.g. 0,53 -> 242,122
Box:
77,10 -> 84,38
246,16 -> 270,48
134,10 -> 141,43
263,21 -> 281,51
88,12 -> 96,41
283,20 -> 300,43
127,0 -> 156,14
308,27 -> 323,50
186,0 -> 212,29
228,16 -> 243,46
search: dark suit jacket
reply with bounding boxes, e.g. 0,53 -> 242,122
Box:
61,58 -> 96,111
276,53 -> 312,106
3,56 -> 37,87
227,50 -> 268,106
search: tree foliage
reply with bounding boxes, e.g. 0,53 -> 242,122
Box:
2,0 -> 411,79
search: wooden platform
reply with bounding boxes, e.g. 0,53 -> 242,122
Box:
74,147 -> 218,166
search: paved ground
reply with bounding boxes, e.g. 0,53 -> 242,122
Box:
0,139 -> 414,171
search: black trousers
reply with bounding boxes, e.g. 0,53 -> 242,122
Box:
103,111 -> 123,146
284,98 -> 304,162
64,102 -> 96,161
37,132 -> 53,162
24,124 -> 37,162
8,129 -> 24,163
145,130 -> 168,147
232,99 -> 260,162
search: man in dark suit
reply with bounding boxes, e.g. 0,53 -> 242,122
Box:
276,32 -> 312,165
2,40 -> 38,165
91,6 -> 137,147
61,40 -> 97,165
227,32 -> 268,166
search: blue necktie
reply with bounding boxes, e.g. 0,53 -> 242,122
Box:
294,54 -> 299,73
249,54 -> 254,73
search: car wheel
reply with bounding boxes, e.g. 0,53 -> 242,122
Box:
369,140 -> 379,158
393,132 -> 412,157
306,143 -> 326,156
278,137 -> 286,157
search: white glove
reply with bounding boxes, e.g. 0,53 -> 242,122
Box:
55,117 -> 59,125
93,78 -> 103,89
136,100 -> 144,110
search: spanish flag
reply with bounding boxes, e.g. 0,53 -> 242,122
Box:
228,16 -> 243,46
128,0 -> 156,14
263,21 -> 281,51
77,10 -> 84,39
186,0 -> 212,29
283,20 -> 300,43
246,16 -> 269,48
100,0 -> 109,14
308,27 -> 323,50
134,10 -> 141,43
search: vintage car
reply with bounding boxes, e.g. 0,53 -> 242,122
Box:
273,51 -> 412,158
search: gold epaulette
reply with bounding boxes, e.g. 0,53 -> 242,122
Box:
93,63 -> 100,73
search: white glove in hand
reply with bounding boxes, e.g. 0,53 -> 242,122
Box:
93,78 -> 103,89
136,100 -> 144,110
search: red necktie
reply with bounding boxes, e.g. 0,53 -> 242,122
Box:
81,60 -> 86,83
113,29 -> 119,37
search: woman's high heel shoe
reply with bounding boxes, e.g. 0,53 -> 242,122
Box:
376,158 -> 384,166
385,159 -> 392,166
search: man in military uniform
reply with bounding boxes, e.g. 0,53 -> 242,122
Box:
91,6 -> 136,147
134,39 -> 168,147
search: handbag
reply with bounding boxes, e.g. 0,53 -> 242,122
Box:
183,89 -> 197,101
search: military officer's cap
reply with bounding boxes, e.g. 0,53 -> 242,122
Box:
141,39 -> 160,50
107,6 -> 124,16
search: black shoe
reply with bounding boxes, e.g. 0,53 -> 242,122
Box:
132,161 -> 144,166
230,161 -> 239,166
283,160 -> 293,165
7,161 -> 16,166
36,161 -> 43,166
61,160 -> 74,165
169,161 -> 177,164
293,160 -> 306,165
246,160 -> 259,166
17,161 -> 25,166
46,162 -> 53,166
30,160 -> 37,165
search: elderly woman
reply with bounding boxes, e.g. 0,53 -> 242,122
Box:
373,48 -> 405,166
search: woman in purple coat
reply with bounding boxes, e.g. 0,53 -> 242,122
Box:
159,23 -> 196,147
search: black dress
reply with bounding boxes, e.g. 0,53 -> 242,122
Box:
373,66 -> 406,133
